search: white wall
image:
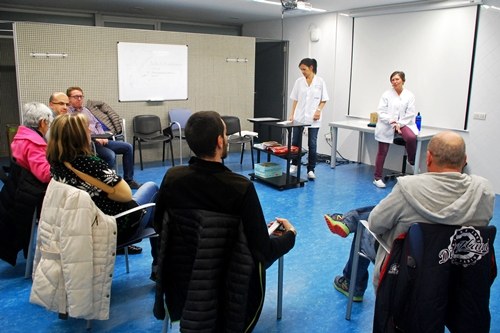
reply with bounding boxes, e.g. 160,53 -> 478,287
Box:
244,14 -> 337,158
244,2 -> 500,193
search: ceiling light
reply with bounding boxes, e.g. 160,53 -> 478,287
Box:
253,0 -> 326,12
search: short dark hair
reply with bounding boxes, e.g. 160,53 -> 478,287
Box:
185,111 -> 224,158
390,71 -> 405,82
66,86 -> 83,97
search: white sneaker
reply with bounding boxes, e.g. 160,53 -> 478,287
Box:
373,179 -> 386,188
307,171 -> 316,179
406,162 -> 414,175
289,165 -> 297,174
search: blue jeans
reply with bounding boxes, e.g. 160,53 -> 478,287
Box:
95,140 -> 135,182
132,181 -> 159,264
291,127 -> 319,172
340,206 -> 375,296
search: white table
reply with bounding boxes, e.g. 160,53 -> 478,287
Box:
329,118 -> 440,175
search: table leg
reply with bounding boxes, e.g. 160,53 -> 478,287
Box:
330,126 -> 338,168
414,140 -> 422,175
357,132 -> 364,163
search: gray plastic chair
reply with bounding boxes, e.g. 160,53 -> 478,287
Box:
132,115 -> 175,170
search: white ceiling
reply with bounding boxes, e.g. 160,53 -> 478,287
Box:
0,0 -> 440,25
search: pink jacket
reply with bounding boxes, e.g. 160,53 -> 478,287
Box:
11,126 -> 51,183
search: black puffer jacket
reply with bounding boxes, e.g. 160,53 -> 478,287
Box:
154,209 -> 264,333
0,161 -> 47,266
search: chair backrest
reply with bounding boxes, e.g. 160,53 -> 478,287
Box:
221,115 -> 242,136
168,108 -> 192,131
133,115 -> 162,136
374,223 -> 496,333
155,208 -> 263,332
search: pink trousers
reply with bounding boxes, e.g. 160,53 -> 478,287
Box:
374,126 -> 416,180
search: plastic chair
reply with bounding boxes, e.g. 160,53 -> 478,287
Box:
221,115 -> 256,166
345,219 -> 389,320
168,108 -> 192,164
115,202 -> 157,273
132,115 -> 175,170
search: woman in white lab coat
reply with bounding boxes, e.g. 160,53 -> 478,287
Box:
289,58 -> 329,180
373,71 -> 418,188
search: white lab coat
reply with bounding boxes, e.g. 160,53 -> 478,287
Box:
374,88 -> 418,143
290,75 -> 329,128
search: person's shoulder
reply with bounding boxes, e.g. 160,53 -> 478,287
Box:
469,174 -> 494,192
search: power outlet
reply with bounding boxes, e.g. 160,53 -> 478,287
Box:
473,112 -> 487,120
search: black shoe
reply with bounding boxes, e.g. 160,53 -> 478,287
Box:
117,245 -> 143,255
126,180 -> 142,189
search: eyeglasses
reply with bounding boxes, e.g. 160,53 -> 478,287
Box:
52,102 -> 70,106
69,95 -> 84,99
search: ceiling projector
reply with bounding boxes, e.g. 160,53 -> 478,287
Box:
282,0 -> 313,11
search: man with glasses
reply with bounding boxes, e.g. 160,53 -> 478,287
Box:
48,92 -> 70,116
66,86 -> 141,189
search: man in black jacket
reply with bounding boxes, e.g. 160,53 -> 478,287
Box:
153,111 -> 296,332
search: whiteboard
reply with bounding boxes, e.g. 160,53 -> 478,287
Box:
349,6 -> 477,130
117,42 -> 188,101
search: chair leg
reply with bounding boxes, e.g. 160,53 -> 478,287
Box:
162,311 -> 170,333
138,141 -> 144,171
125,247 -> 130,273
250,139 -> 254,168
25,209 -> 38,279
277,256 -> 284,320
169,142 -> 175,167
162,141 -> 166,164
132,138 -> 136,167
346,220 -> 363,320
240,143 -> 245,164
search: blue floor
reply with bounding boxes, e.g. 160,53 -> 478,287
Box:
1,151 -> 499,332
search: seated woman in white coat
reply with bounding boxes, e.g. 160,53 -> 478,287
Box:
373,71 -> 418,188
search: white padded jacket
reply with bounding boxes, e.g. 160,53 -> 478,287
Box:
30,179 -> 117,320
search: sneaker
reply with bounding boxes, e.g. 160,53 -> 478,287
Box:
307,171 -> 316,179
126,179 -> 142,189
116,245 -> 143,255
406,162 -> 414,175
373,179 -> 386,188
333,276 -> 363,302
289,165 -> 297,174
324,214 -> 350,237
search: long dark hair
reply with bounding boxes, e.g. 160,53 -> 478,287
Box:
299,58 -> 317,74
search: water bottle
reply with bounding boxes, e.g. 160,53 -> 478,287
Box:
415,112 -> 422,131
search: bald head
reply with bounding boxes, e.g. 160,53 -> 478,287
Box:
49,92 -> 70,116
427,131 -> 466,172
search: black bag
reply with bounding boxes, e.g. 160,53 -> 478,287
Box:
116,200 -> 145,244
